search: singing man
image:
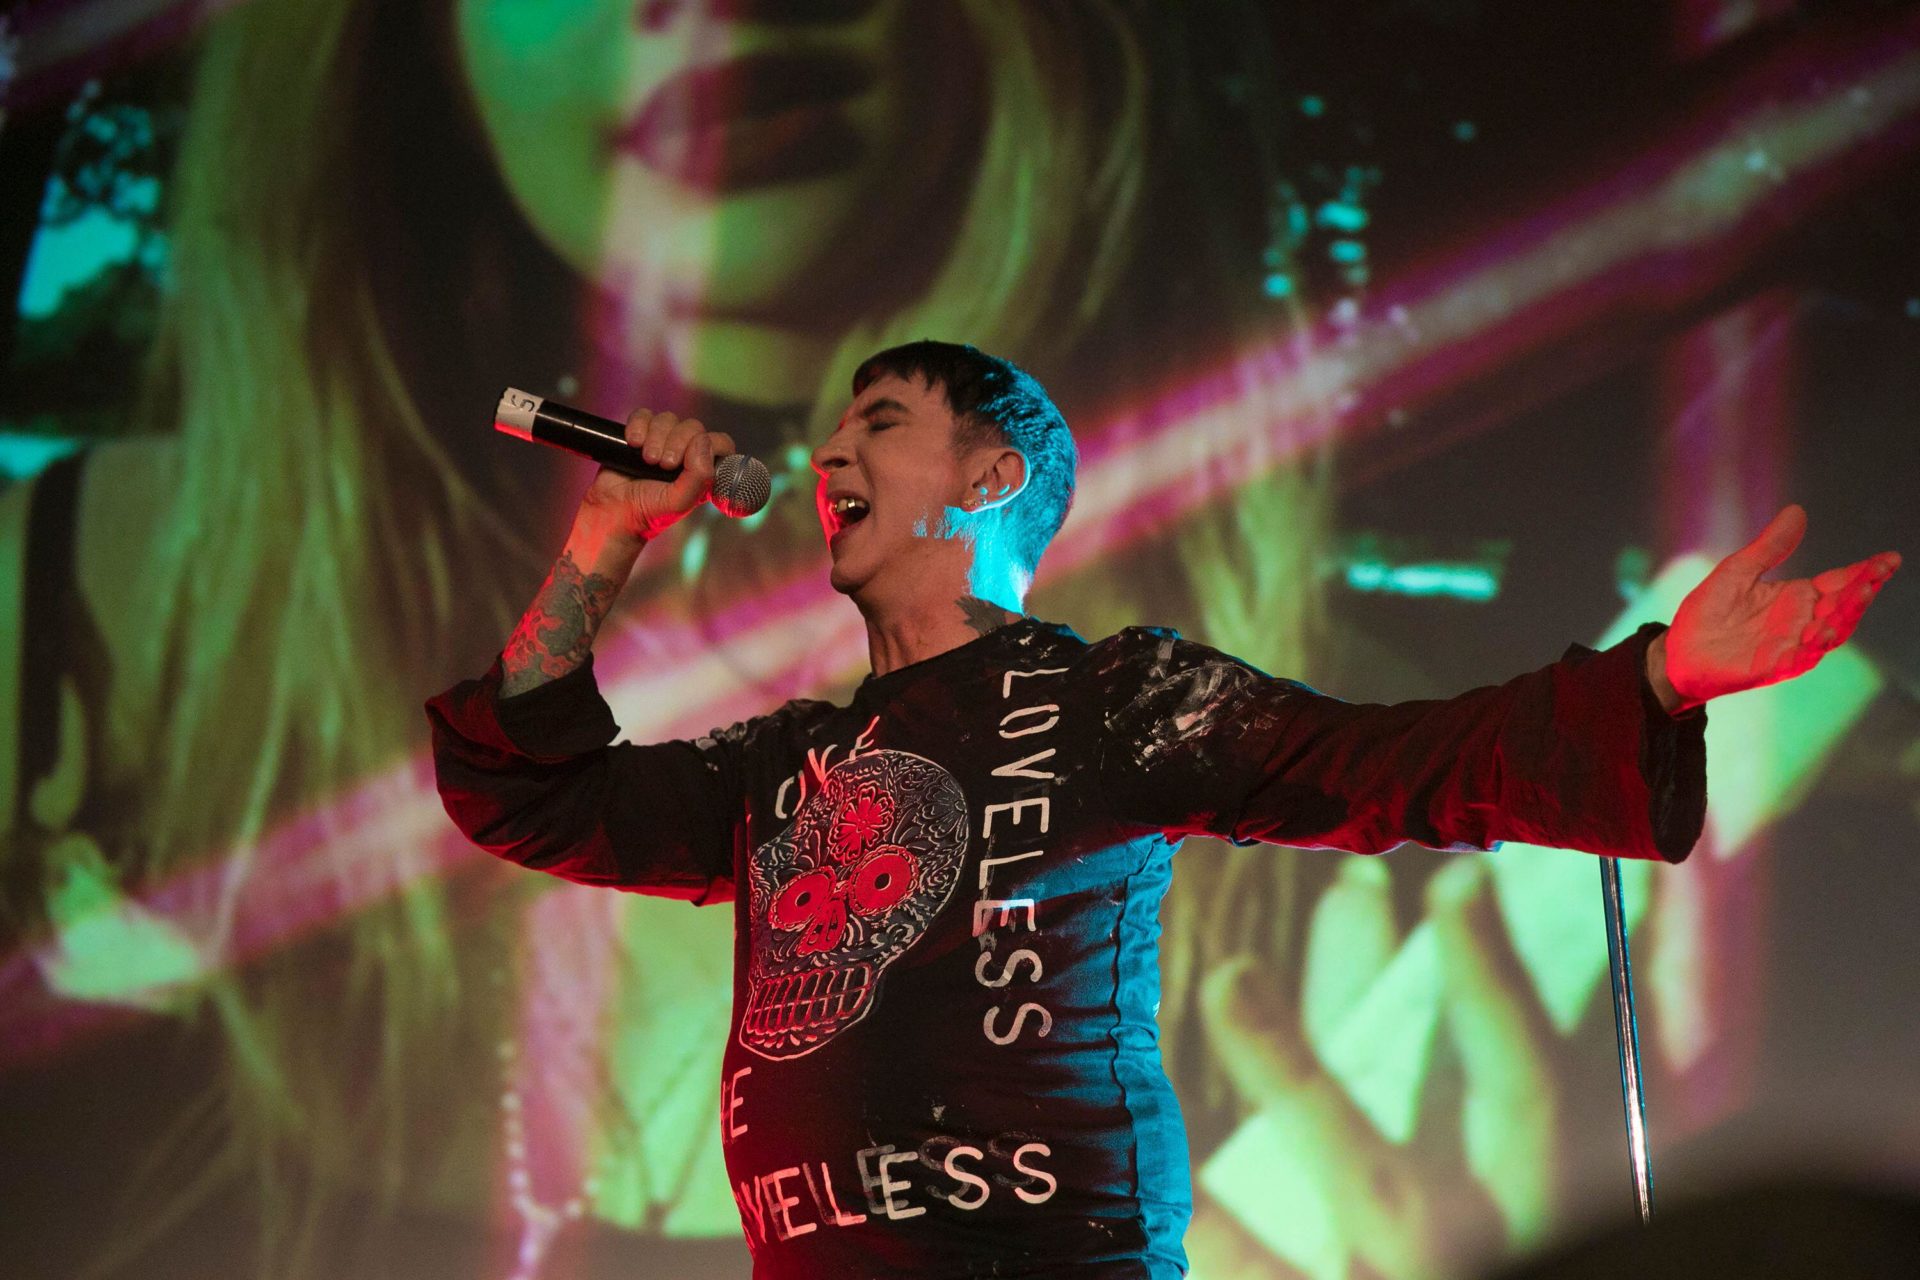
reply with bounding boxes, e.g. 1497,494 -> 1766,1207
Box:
427,340 -> 1898,1279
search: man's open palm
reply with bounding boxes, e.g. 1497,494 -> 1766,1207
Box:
1666,504 -> 1900,707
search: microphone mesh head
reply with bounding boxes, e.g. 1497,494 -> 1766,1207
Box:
711,454 -> 773,518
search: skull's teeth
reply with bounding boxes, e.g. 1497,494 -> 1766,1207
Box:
744,963 -> 874,1043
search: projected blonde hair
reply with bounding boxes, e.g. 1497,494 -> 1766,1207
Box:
76,0 -> 1214,1272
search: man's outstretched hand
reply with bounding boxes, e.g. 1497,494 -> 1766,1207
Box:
1649,504 -> 1901,713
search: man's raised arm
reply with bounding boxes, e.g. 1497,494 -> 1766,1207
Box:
1097,623 -> 1706,862
423,410 -> 747,902
501,408 -> 736,693
1095,506 -> 1896,862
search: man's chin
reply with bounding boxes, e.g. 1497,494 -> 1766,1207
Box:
826,557 -> 866,597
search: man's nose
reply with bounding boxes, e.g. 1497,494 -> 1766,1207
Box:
811,434 -> 851,478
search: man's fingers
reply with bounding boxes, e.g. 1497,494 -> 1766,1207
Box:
1811,553 -> 1896,595
1804,552 -> 1900,649
642,411 -> 679,463
1808,575 -> 1882,652
623,409 -> 652,447
632,420 -> 736,517
1809,561 -> 1860,594
618,413 -> 740,476
665,426 -> 735,477
657,417 -> 703,469
668,454 -> 713,509
1720,503 -> 1807,580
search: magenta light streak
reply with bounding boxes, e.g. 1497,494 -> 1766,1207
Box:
1671,0 -> 1798,62
1659,294 -> 1796,557
9,0 -> 251,114
1649,295 -> 1793,1134
4,15 -> 1919,1074
0,755 -> 475,1067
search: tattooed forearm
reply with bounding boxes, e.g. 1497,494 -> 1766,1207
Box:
956,596 -> 1020,638
501,550 -> 626,695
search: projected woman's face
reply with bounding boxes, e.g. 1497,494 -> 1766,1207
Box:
453,0 -> 979,394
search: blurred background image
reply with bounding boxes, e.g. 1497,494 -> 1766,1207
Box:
1,1 -> 1917,1277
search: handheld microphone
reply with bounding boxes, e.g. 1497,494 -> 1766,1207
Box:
494,388 -> 773,519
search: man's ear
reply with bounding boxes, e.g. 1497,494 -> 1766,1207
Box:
972,448 -> 1028,509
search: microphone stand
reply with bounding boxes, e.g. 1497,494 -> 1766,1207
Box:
1600,856 -> 1654,1224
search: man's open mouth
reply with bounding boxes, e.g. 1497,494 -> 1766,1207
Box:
829,495 -> 871,533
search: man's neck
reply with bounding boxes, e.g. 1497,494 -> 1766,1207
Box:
861,593 -> 1025,678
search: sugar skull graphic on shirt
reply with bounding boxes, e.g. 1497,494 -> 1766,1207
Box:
740,750 -> 968,1059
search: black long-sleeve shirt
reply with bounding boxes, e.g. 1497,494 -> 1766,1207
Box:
425,617 -> 1705,1279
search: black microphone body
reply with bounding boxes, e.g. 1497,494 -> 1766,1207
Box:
494,388 -> 771,518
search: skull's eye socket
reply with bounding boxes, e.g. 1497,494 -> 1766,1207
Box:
771,870 -> 835,932
848,848 -> 915,915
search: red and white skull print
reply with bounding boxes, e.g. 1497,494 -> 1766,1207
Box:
741,750 -> 967,1059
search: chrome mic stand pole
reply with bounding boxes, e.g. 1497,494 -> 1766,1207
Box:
1600,856 -> 1654,1224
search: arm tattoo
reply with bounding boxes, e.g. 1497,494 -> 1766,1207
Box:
500,550 -> 625,696
956,596 -> 1020,638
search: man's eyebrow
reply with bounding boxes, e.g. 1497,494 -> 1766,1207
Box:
857,398 -> 911,421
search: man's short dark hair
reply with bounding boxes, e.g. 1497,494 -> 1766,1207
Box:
851,340 -> 1077,580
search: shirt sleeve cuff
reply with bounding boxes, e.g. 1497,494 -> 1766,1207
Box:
491,652 -> 622,762
1596,622 -> 1708,863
